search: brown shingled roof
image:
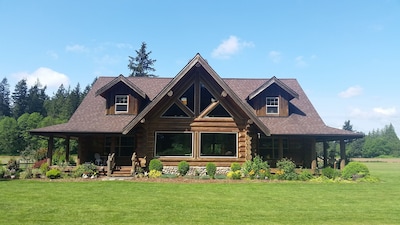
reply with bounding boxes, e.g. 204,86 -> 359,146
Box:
31,55 -> 363,140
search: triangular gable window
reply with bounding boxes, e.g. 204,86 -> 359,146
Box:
206,104 -> 232,117
200,83 -> 216,113
179,84 -> 194,112
162,104 -> 190,117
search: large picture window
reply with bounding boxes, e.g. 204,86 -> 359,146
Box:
155,132 -> 193,157
200,133 -> 237,157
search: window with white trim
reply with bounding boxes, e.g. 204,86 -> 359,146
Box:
115,95 -> 128,113
266,97 -> 279,114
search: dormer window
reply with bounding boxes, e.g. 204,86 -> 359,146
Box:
115,95 -> 129,113
266,97 -> 279,114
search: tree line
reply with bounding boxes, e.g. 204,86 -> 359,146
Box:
0,77 -> 92,155
319,121 -> 400,162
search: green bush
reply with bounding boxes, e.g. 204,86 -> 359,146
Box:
19,167 -> 33,179
39,162 -> 49,174
46,169 -> 61,179
0,166 -> 5,178
322,167 -> 340,179
149,159 -> 163,172
230,162 -> 241,172
242,155 -> 270,179
342,162 -> 370,180
206,162 -> 217,179
276,158 -> 298,180
177,161 -> 190,176
298,170 -> 314,181
72,163 -> 97,178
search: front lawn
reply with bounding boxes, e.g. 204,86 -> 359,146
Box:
0,161 -> 399,225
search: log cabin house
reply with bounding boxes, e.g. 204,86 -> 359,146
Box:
30,53 -> 363,175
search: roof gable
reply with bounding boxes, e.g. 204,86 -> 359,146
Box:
123,53 -> 270,135
248,76 -> 299,100
95,74 -> 147,99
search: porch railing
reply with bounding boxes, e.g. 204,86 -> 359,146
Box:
107,153 -> 116,176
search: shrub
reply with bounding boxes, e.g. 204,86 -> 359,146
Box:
0,166 -> 5,178
242,155 -> 270,179
72,163 -> 97,178
148,169 -> 162,178
32,168 -> 42,178
177,161 -> 190,176
298,170 -> 314,181
322,167 -> 340,179
39,162 -> 49,174
227,170 -> 241,180
19,168 -> 33,179
149,159 -> 163,172
230,162 -> 241,172
33,158 -> 47,169
342,162 -> 370,180
276,158 -> 298,180
6,158 -> 19,171
46,169 -> 61,179
206,162 -> 217,179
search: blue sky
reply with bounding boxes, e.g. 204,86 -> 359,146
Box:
1,0 -> 399,136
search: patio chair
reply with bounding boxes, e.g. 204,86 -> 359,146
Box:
94,153 -> 103,166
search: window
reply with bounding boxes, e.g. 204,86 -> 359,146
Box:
155,132 -> 193,157
266,97 -> 279,114
200,133 -> 237,157
162,104 -> 190,117
115,95 -> 128,113
104,136 -> 135,156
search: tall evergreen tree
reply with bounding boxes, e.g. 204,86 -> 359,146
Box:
11,79 -> 29,118
128,42 -> 157,77
27,80 -> 48,115
0,77 -> 11,117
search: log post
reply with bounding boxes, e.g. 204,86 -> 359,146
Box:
65,136 -> 70,164
340,139 -> 346,170
323,141 -> 328,168
47,136 -> 54,166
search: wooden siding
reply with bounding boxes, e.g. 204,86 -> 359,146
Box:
249,83 -> 292,117
104,82 -> 144,115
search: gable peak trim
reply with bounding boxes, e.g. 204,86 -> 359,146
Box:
248,76 -> 299,100
95,74 -> 147,99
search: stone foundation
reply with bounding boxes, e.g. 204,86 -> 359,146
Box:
162,166 -> 230,176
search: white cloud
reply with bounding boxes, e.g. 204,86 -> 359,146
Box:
295,56 -> 307,67
373,107 -> 397,116
339,85 -> 363,98
349,107 -> 397,119
269,51 -> 282,63
46,50 -> 59,59
65,44 -> 88,53
13,67 -> 69,93
212,35 -> 254,59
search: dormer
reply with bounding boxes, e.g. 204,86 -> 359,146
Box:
95,75 -> 148,115
247,77 -> 299,117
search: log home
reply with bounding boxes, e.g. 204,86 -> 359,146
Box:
31,54 -> 363,174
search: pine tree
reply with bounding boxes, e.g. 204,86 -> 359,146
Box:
128,42 -> 157,77
12,79 -> 29,118
27,80 -> 48,115
0,77 -> 11,117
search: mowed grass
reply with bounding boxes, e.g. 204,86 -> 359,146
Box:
1,162 -> 399,225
